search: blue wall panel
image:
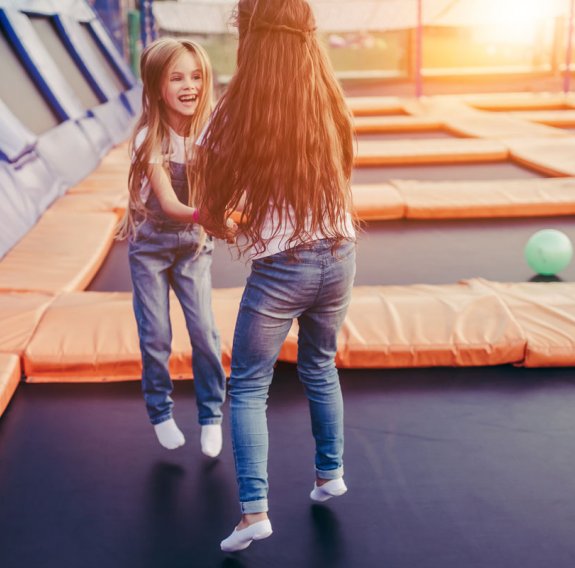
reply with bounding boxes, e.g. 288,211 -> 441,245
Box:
0,0 -> 139,257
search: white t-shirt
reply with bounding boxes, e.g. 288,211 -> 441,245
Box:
135,127 -> 188,203
248,204 -> 356,259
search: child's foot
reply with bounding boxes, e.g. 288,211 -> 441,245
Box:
201,424 -> 222,457
220,519 -> 273,552
154,418 -> 185,450
310,477 -> 347,502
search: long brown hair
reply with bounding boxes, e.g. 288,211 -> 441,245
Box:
116,38 -> 214,240
194,0 -> 355,256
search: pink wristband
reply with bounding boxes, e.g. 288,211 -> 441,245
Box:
192,208 -> 200,223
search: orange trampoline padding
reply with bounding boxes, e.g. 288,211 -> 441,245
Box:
505,137 -> 575,177
509,110 -> 575,128
346,96 -> 407,117
352,184 -> 405,220
0,292 -> 54,354
354,139 -> 508,166
353,115 -> 443,134
461,92 -> 575,112
392,178 -> 575,219
468,280 -> 575,367
0,210 -> 118,294
446,113 -> 567,139
0,354 -> 20,418
23,289 -> 242,382
276,283 -> 526,368
49,191 -> 128,215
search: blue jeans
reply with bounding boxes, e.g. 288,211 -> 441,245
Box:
229,239 -> 356,514
129,220 -> 226,426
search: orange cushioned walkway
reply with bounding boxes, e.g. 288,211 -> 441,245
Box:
0,293 -> 54,354
504,137 -> 575,177
509,110 -> 575,128
354,138 -> 508,166
0,354 -> 20,418
352,184 -> 405,220
461,92 -> 575,112
23,289 -> 242,382
22,282 -> 533,382
445,113 -> 567,139
346,96 -> 408,117
468,279 -> 575,368
390,178 -> 575,219
0,210 -> 118,295
353,115 -> 443,134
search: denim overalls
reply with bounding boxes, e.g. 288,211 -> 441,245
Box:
128,162 -> 226,426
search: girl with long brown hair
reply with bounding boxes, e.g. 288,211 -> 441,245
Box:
116,38 -> 234,457
194,0 -> 357,551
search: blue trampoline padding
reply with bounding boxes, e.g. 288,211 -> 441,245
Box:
0,98 -> 36,163
0,164 -> 39,258
0,7 -> 84,121
122,84 -> 142,117
90,97 -> 135,145
53,14 -> 107,103
7,151 -> 63,213
86,18 -> 136,90
55,15 -> 122,101
0,0 -> 92,19
78,112 -> 113,158
36,120 -> 101,186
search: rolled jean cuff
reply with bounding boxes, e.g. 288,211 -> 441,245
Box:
199,418 -> 222,426
316,466 -> 344,481
150,413 -> 173,426
240,499 -> 268,514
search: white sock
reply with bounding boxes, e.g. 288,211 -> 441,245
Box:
310,477 -> 348,502
201,424 -> 223,457
153,418 -> 185,450
220,519 -> 273,552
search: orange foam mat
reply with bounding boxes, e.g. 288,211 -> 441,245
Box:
509,110 -> 575,128
23,282 -> 528,381
0,210 -> 118,294
445,113 -> 568,139
468,279 -> 575,367
391,177 -> 575,219
0,354 -> 20,418
352,184 -> 405,220
353,115 -> 443,134
354,138 -> 508,166
23,289 -> 244,382
504,137 -> 575,177
346,96 -> 408,117
333,283 -> 526,368
0,293 -> 54,354
461,92 -> 575,112
49,191 -> 128,215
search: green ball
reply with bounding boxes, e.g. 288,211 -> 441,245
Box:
524,229 -> 573,276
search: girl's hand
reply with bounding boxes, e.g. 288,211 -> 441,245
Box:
224,217 -> 238,244
197,209 -> 238,243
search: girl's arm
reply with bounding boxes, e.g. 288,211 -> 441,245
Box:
148,163 -> 238,240
147,163 -> 197,223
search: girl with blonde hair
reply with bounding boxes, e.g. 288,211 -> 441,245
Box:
117,38 -> 234,457
194,0 -> 357,551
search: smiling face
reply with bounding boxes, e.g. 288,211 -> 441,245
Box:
161,50 -> 203,134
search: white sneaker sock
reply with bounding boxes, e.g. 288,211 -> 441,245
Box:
154,418 -> 185,450
220,519 -> 273,552
201,424 -> 222,457
310,477 -> 348,502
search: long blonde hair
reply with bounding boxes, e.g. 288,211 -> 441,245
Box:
194,0 -> 355,256
116,38 -> 214,240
